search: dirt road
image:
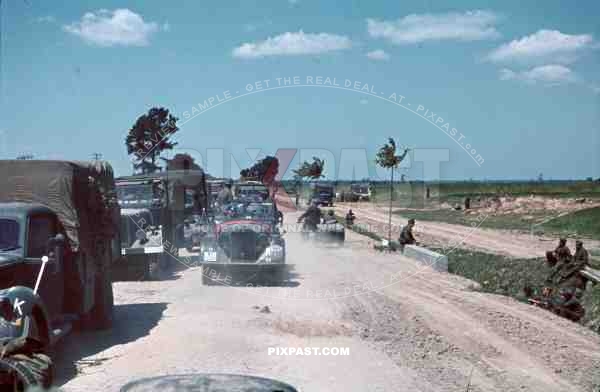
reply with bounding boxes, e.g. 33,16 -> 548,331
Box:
333,203 -> 600,258
54,211 -> 600,391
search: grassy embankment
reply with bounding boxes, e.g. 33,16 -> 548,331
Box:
336,215 -> 600,333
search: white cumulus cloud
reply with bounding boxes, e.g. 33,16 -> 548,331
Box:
232,30 -> 352,58
366,49 -> 390,61
367,10 -> 500,45
487,29 -> 595,65
499,64 -> 578,85
63,9 -> 166,47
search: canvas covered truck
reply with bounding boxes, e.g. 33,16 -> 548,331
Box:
337,183 -> 371,202
309,182 -> 335,207
0,160 -> 118,390
114,177 -> 166,281
115,169 -> 209,280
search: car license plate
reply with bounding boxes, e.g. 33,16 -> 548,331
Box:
204,251 -> 217,261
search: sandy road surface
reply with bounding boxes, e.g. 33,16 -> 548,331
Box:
53,211 -> 600,392
333,203 -> 600,258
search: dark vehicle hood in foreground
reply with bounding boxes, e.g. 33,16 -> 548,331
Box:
120,373 -> 298,392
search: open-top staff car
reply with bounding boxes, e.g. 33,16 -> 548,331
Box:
200,201 -> 286,285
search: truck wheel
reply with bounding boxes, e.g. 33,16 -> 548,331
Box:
147,254 -> 161,281
81,270 -> 114,330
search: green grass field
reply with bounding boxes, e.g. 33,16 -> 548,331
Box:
394,209 -> 548,231
538,207 -> 600,240
282,179 -> 600,210
393,207 -> 600,240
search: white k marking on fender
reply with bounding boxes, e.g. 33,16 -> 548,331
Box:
13,298 -> 25,316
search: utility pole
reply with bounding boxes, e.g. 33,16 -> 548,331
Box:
92,152 -> 103,161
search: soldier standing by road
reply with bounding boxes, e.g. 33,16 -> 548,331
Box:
217,182 -> 233,206
297,201 -> 322,232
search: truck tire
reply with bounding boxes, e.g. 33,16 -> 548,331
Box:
81,270 -> 114,330
0,353 -> 53,390
146,254 -> 161,281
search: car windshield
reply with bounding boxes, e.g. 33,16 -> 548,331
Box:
0,219 -> 20,251
117,184 -> 156,206
216,202 -> 273,221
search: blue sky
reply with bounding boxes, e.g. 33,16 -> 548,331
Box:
1,0 -> 599,180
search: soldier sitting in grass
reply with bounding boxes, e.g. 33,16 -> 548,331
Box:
546,238 -> 572,267
399,218 -> 417,251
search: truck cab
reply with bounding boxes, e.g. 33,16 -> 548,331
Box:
310,183 -> 334,207
0,203 -> 67,330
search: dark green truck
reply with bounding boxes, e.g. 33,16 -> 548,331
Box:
0,160 -> 119,390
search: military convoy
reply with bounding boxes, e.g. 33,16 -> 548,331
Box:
114,169 -> 208,280
0,160 -> 119,389
200,181 -> 287,285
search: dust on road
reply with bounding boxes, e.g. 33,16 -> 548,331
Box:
53,212 -> 600,392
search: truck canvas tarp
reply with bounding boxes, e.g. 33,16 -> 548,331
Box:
0,160 -> 119,259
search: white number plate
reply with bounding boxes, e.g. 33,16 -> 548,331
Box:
203,251 -> 217,261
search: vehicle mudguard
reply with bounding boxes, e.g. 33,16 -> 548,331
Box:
0,286 -> 51,346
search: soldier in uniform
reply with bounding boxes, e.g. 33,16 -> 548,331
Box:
546,238 -> 572,267
552,287 -> 585,322
399,218 -> 417,251
297,200 -> 322,232
345,209 -> 356,225
548,239 -> 589,291
216,182 -> 233,206
323,210 -> 337,224
573,240 -> 590,268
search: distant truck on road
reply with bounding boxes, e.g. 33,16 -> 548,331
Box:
338,183 -> 372,202
309,182 -> 335,207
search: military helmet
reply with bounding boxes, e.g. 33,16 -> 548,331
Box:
559,237 -> 567,244
328,210 -> 334,216
408,218 -> 415,224
576,240 -> 583,246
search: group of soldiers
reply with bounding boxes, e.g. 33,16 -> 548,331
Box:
529,238 -> 591,322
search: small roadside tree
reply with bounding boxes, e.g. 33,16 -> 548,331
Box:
125,107 -> 179,174
293,157 -> 325,204
293,157 -> 325,180
375,137 -> 410,245
240,155 -> 280,186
